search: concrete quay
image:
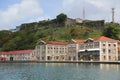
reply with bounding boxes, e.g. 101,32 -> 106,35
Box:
0,61 -> 120,64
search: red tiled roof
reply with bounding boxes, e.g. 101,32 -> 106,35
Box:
94,36 -> 116,41
118,48 -> 120,52
72,36 -> 117,43
45,41 -> 68,45
118,41 -> 120,45
0,50 -> 33,55
72,39 -> 85,43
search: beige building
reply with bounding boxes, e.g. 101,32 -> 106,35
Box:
35,41 -> 68,61
75,18 -> 83,23
35,36 -> 119,61
78,36 -> 118,61
67,39 -> 85,61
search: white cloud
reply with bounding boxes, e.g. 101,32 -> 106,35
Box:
62,0 -> 120,22
28,16 -> 51,22
0,0 -> 43,30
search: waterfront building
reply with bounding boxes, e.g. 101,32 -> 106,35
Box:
118,42 -> 120,60
67,39 -> 85,61
0,36 -> 119,62
78,36 -> 118,61
0,50 -> 33,61
35,41 -> 68,61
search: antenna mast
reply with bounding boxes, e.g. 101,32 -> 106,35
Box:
112,8 -> 115,23
83,8 -> 85,20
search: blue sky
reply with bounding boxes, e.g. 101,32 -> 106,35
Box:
0,0 -> 120,30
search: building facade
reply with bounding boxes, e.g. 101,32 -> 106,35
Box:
34,36 -> 119,61
78,36 -> 118,61
118,42 -> 120,60
67,39 -> 85,61
35,41 -> 68,61
67,42 -> 77,61
0,50 -> 33,61
0,36 -> 119,62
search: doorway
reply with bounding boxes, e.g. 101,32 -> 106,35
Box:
10,57 -> 13,61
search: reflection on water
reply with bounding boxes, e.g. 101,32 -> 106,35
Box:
0,63 -> 120,80
100,64 -> 120,71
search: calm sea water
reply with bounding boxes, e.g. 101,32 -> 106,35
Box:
0,63 -> 120,80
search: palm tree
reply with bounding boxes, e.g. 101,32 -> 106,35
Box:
80,55 -> 83,61
89,55 -> 93,61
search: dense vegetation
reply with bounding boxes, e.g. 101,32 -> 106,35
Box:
0,13 -> 120,51
103,23 -> 120,40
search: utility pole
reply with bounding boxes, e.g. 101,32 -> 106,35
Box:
112,8 -> 115,23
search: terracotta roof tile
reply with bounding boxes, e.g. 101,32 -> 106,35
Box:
0,50 -> 33,55
45,41 -> 68,45
72,36 -> 118,43
118,48 -> 120,52
72,39 -> 85,43
94,36 -> 116,41
118,42 -> 120,45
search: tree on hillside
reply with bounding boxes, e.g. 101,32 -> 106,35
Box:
56,13 -> 67,25
103,23 -> 120,40
0,30 -> 11,48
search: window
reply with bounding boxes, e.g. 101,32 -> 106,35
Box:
103,56 -> 106,60
42,57 -> 44,60
108,49 -> 111,53
109,56 -> 111,60
47,56 -> 51,60
103,49 -> 105,53
103,44 -> 105,46
114,44 -> 116,47
69,56 -> 71,60
108,44 -> 111,47
73,56 -> 76,60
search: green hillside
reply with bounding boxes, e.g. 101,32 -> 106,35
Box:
0,13 -> 120,51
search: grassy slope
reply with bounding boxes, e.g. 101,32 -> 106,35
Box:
0,25 -> 102,51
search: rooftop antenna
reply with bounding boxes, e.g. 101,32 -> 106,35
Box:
112,8 -> 115,23
83,8 -> 85,20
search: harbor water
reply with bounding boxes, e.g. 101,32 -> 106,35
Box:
0,63 -> 120,80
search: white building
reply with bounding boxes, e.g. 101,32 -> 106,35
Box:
0,50 -> 33,61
